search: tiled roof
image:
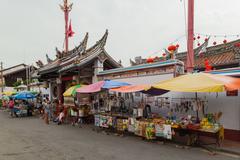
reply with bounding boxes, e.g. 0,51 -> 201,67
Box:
1,64 -> 26,76
179,51 -> 238,69
176,39 -> 240,69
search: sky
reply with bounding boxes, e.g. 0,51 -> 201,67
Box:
0,0 -> 240,68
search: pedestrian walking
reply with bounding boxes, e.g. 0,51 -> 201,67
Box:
8,98 -> 15,117
43,98 -> 51,124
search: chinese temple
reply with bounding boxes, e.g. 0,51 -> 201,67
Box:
36,30 -> 121,101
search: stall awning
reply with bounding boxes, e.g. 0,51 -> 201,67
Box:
110,85 -> 169,96
110,85 -> 149,93
76,80 -> 130,93
152,73 -> 240,92
63,84 -> 84,97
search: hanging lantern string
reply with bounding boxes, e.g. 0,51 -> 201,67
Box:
148,34 -> 186,58
195,33 -> 240,38
146,32 -> 240,58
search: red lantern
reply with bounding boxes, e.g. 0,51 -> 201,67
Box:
162,53 -> 166,57
147,57 -> 154,63
176,44 -> 180,48
205,38 -> 208,42
213,41 -> 217,45
154,56 -> 159,60
168,45 -> 177,52
193,37 -> 196,41
197,35 -> 200,39
197,43 -> 200,47
223,39 -> 227,44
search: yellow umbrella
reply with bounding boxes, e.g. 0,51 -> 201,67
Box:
1,91 -> 17,96
151,73 -> 240,92
63,84 -> 84,97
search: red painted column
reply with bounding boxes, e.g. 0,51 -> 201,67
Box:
187,0 -> 194,72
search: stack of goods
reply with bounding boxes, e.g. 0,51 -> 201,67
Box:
145,122 -> 155,140
94,114 -> 100,127
134,120 -> 141,136
100,115 -> 109,128
107,116 -> 113,127
154,118 -> 166,137
128,117 -> 135,133
123,119 -> 128,131
153,118 -> 173,139
138,121 -> 147,137
200,117 -> 214,131
200,113 -> 222,132
117,118 -> 128,131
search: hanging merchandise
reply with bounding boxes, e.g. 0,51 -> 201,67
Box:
137,108 -> 143,117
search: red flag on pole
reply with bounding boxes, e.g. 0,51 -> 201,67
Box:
67,20 -> 75,37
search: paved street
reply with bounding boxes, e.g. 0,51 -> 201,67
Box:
0,111 -> 238,160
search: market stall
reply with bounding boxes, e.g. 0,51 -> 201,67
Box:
86,84 -> 168,136
62,84 -> 92,124
13,91 -> 36,117
148,73 -> 240,146
76,80 -> 131,129
90,73 -> 240,146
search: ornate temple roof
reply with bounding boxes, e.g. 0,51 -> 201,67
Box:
130,39 -> 240,70
176,39 -> 240,70
37,30 -> 121,75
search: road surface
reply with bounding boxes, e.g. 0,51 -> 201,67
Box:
0,110 -> 238,160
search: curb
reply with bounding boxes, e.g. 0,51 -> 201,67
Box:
209,147 -> 240,156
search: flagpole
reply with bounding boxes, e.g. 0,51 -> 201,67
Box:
60,0 -> 73,54
65,1 -> 69,54
186,0 -> 194,73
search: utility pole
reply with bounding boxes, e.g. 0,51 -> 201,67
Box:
60,0 -> 73,54
26,65 -> 29,91
0,62 -> 3,92
186,0 -> 194,73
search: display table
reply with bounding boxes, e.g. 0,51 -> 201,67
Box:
173,127 -> 222,147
